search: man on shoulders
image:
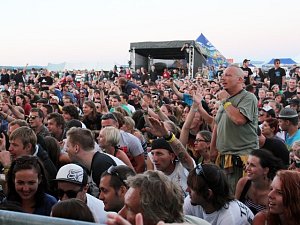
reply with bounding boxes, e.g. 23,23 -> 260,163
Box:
240,59 -> 253,86
268,59 -> 286,90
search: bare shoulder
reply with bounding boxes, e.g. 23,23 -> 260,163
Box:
253,211 -> 267,225
235,177 -> 250,199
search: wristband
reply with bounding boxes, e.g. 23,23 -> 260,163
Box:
223,102 -> 232,110
167,133 -> 176,143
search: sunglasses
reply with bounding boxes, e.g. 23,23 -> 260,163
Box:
29,115 -> 38,120
195,163 -> 222,187
107,166 -> 127,187
57,188 -> 82,199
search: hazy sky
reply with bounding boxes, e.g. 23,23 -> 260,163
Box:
1,0 -> 300,69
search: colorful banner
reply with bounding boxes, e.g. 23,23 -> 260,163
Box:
196,33 -> 228,66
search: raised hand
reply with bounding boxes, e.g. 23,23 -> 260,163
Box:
145,117 -> 169,137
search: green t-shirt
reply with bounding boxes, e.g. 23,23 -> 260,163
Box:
215,89 -> 259,155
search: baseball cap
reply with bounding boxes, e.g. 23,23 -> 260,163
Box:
278,108 -> 298,119
54,164 -> 87,185
36,98 -> 48,104
243,59 -> 250,64
262,105 -> 276,118
51,95 -> 59,102
151,138 -> 173,152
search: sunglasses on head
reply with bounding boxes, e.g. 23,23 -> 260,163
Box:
107,166 -> 127,187
57,188 -> 82,199
101,113 -> 117,121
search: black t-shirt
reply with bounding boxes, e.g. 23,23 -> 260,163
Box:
283,89 -> 297,101
0,73 -> 10,85
90,151 -> 116,187
268,67 -> 286,90
240,67 -> 253,85
262,137 -> 290,165
38,76 -> 53,90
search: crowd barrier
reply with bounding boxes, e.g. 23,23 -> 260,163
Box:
0,210 -> 105,225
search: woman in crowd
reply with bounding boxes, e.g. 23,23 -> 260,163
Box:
51,198 -> 95,223
6,155 -> 57,216
82,100 -> 102,131
98,126 -> 134,170
253,170 -> 300,225
235,149 -> 285,215
15,94 -> 32,116
193,130 -> 212,164
261,118 -> 283,141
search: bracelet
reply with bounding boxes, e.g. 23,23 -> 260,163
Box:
154,107 -> 160,113
223,102 -> 232,110
3,166 -> 10,176
163,131 -> 173,141
166,133 -> 176,143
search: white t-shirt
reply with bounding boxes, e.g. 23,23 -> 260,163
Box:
184,197 -> 254,225
86,193 -> 107,224
148,153 -> 195,197
101,152 -> 126,166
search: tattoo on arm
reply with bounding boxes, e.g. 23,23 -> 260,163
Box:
170,139 -> 193,170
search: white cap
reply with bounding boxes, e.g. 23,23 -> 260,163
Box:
51,95 -> 59,102
55,164 -> 86,185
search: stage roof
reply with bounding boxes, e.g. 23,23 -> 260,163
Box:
130,40 -> 201,59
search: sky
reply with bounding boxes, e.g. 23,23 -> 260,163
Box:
1,0 -> 300,69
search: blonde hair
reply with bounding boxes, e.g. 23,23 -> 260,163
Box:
101,126 -> 120,147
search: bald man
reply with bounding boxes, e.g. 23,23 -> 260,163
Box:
211,65 -> 258,193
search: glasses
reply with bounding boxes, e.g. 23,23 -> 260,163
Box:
107,166 -> 127,187
57,188 -> 82,199
29,115 -> 38,120
275,62 -> 280,64
101,113 -> 117,121
194,139 -> 209,143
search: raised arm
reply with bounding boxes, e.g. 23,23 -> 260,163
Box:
166,79 -> 184,100
99,89 -> 109,113
146,117 -> 194,171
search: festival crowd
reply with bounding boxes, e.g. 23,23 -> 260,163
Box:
0,58 -> 299,225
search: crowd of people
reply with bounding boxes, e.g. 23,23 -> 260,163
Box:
0,58 -> 299,225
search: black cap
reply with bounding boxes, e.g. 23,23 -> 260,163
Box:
151,138 -> 173,152
243,59 -> 250,64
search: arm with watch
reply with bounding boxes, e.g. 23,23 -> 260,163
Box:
146,117 -> 194,171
